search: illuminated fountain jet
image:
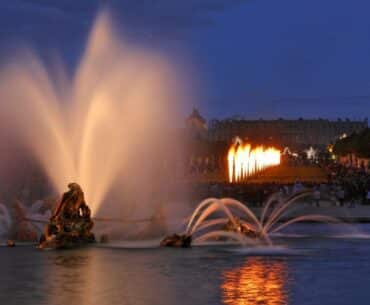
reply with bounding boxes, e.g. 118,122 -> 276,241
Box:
160,190 -> 339,248
228,139 -> 281,183
0,10 -> 182,219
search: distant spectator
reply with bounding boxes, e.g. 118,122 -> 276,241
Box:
293,181 -> 304,194
337,188 -> 345,206
313,188 -> 321,207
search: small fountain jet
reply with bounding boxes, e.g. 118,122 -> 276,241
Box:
162,190 -> 339,248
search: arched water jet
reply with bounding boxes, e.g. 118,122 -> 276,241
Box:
193,231 -> 257,246
218,198 -> 271,244
185,198 -> 218,233
270,215 -> 340,234
262,191 -> 312,234
163,192 -> 342,248
190,218 -> 229,236
187,200 -> 238,236
260,193 -> 280,225
186,198 -> 262,234
219,198 -> 264,233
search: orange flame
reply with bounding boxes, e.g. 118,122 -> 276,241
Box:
228,140 -> 280,183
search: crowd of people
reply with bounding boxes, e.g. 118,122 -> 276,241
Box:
187,156 -> 222,175
184,146 -> 370,207
189,161 -> 370,207
325,163 -> 370,205
191,182 -> 306,206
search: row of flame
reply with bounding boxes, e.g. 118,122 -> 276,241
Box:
227,139 -> 281,183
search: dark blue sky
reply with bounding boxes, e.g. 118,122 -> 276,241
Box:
0,0 -> 369,121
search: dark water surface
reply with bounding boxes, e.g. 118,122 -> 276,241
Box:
1,224 -> 370,305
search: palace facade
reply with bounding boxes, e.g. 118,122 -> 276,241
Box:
186,109 -> 368,148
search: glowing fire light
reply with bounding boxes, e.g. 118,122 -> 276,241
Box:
227,139 -> 280,183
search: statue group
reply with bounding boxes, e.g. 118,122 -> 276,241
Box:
39,183 -> 95,249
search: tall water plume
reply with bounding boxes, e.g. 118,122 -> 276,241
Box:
0,11 -> 186,219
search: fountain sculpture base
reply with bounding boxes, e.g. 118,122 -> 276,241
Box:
223,218 -> 259,239
160,234 -> 192,248
38,183 -> 95,250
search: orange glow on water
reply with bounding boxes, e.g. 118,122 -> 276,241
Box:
222,258 -> 288,305
228,140 -> 280,183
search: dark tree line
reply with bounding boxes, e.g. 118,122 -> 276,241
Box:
333,128 -> 370,158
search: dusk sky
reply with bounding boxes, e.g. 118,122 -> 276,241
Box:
1,0 -> 370,121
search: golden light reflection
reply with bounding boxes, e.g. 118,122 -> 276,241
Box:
221,258 -> 288,305
228,139 -> 281,183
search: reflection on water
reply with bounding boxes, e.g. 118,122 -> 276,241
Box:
2,233 -> 370,305
222,258 -> 288,305
41,249 -> 175,305
46,253 -> 94,305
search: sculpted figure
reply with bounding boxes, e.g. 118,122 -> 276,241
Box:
39,183 -> 95,249
223,217 -> 258,238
